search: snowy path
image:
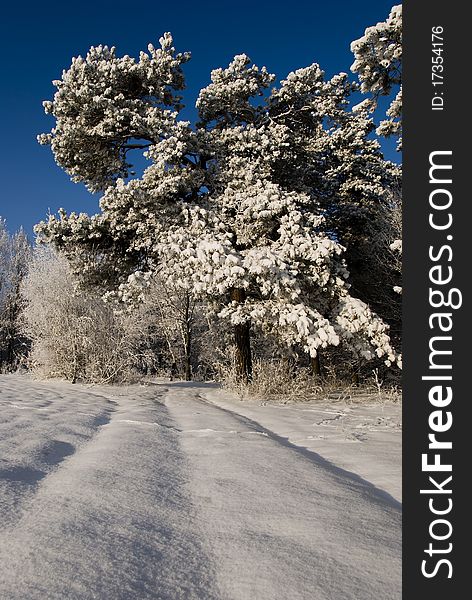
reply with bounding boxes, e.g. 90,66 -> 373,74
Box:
0,375 -> 401,599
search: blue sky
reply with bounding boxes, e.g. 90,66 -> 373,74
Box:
0,0 -> 397,235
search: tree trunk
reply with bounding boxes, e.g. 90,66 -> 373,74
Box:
183,295 -> 192,381
183,350 -> 192,381
311,353 -> 322,377
231,288 -> 252,382
351,370 -> 359,386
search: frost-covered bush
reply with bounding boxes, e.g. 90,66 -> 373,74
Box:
21,247 -> 153,383
218,358 -> 323,402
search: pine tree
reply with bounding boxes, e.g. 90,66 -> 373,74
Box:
37,35 -> 399,381
351,4 -> 402,150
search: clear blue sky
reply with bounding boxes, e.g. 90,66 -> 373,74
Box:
0,0 -> 397,236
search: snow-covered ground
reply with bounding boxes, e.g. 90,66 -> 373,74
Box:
0,374 -> 401,599
201,385 -> 402,503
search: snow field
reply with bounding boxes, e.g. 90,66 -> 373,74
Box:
0,375 -> 401,599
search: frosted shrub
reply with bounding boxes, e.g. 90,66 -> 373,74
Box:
219,359 -> 323,402
21,248 -> 143,383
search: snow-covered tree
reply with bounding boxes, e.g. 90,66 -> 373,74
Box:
37,35 -> 399,381
351,4 -> 402,150
351,4 -> 402,329
37,34 -> 191,193
110,271 -> 198,381
21,246 -> 169,382
0,219 -> 31,371
354,187 -> 402,346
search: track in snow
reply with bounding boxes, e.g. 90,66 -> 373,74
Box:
0,375 -> 401,599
